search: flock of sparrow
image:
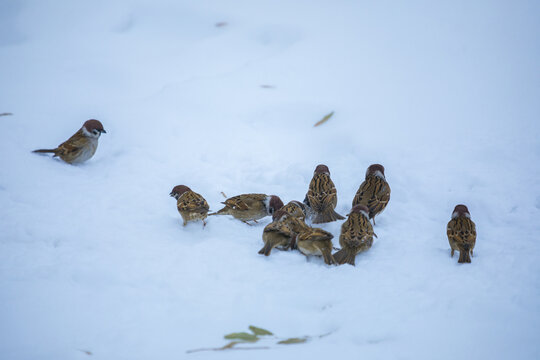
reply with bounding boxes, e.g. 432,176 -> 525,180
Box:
33,119 -> 478,265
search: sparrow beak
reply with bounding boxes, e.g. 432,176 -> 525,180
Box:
169,192 -> 175,197
100,129 -> 107,134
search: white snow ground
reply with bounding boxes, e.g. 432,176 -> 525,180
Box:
1,0 -> 539,359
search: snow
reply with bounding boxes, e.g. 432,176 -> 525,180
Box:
1,0 -> 539,359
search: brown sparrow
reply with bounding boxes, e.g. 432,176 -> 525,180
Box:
292,219 -> 336,265
352,164 -> 391,225
303,164 -> 345,224
258,210 -> 296,256
209,193 -> 284,224
170,185 -> 210,226
274,200 -> 308,222
333,205 -> 375,266
447,205 -> 477,263
33,119 -> 106,164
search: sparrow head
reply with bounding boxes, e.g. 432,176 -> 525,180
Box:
267,195 -> 284,216
272,209 -> 290,222
452,204 -> 471,219
350,204 -> 370,218
314,164 -> 330,176
291,200 -> 308,214
170,185 -> 191,200
366,164 -> 385,179
83,119 -> 106,138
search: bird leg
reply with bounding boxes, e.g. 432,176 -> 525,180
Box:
289,235 -> 298,250
451,249 -> 455,257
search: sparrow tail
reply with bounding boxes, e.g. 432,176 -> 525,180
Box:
321,248 -> 337,265
333,248 -> 356,266
258,241 -> 276,256
32,148 -> 56,154
208,207 -> 229,216
458,246 -> 472,263
312,208 -> 345,224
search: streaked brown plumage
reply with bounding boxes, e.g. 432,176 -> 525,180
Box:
334,205 -> 375,266
295,225 -> 336,265
209,193 -> 283,224
274,200 -> 308,222
33,119 -> 106,164
447,204 -> 476,263
303,164 -> 345,224
352,164 -> 390,225
258,211 -> 297,256
170,185 -> 210,226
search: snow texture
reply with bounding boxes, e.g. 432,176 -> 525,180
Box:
1,0 -> 539,359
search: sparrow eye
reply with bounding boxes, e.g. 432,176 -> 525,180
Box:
269,208 -> 274,215
92,129 -> 99,135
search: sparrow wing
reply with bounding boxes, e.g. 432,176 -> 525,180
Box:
307,174 -> 337,212
224,195 -> 250,210
354,177 -> 390,217
448,217 -> 476,245
340,213 -> 373,248
281,202 -> 306,220
224,194 -> 266,211
301,228 -> 334,243
372,180 -> 391,212
178,191 -> 209,213
264,221 -> 294,237
447,218 -> 458,241
352,180 -> 368,206
55,130 -> 87,159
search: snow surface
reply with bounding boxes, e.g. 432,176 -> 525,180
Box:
1,0 -> 539,359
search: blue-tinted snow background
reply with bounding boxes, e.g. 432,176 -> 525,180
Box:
1,0 -> 539,359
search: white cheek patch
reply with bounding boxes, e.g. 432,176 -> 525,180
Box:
366,169 -> 385,179
452,211 -> 470,219
263,196 -> 271,213
360,210 -> 369,218
373,170 -> 385,179
82,126 -> 100,139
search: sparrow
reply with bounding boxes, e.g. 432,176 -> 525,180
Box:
274,200 -> 308,222
352,164 -> 391,225
447,204 -> 477,263
333,204 -> 375,266
33,119 -> 106,164
258,210 -> 297,256
293,221 -> 336,265
303,164 -> 345,224
209,193 -> 284,224
170,185 -> 210,226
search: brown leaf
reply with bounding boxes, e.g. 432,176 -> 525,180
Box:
224,332 -> 259,342
314,111 -> 334,127
277,337 -> 308,344
249,325 -> 273,336
220,341 -> 239,349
